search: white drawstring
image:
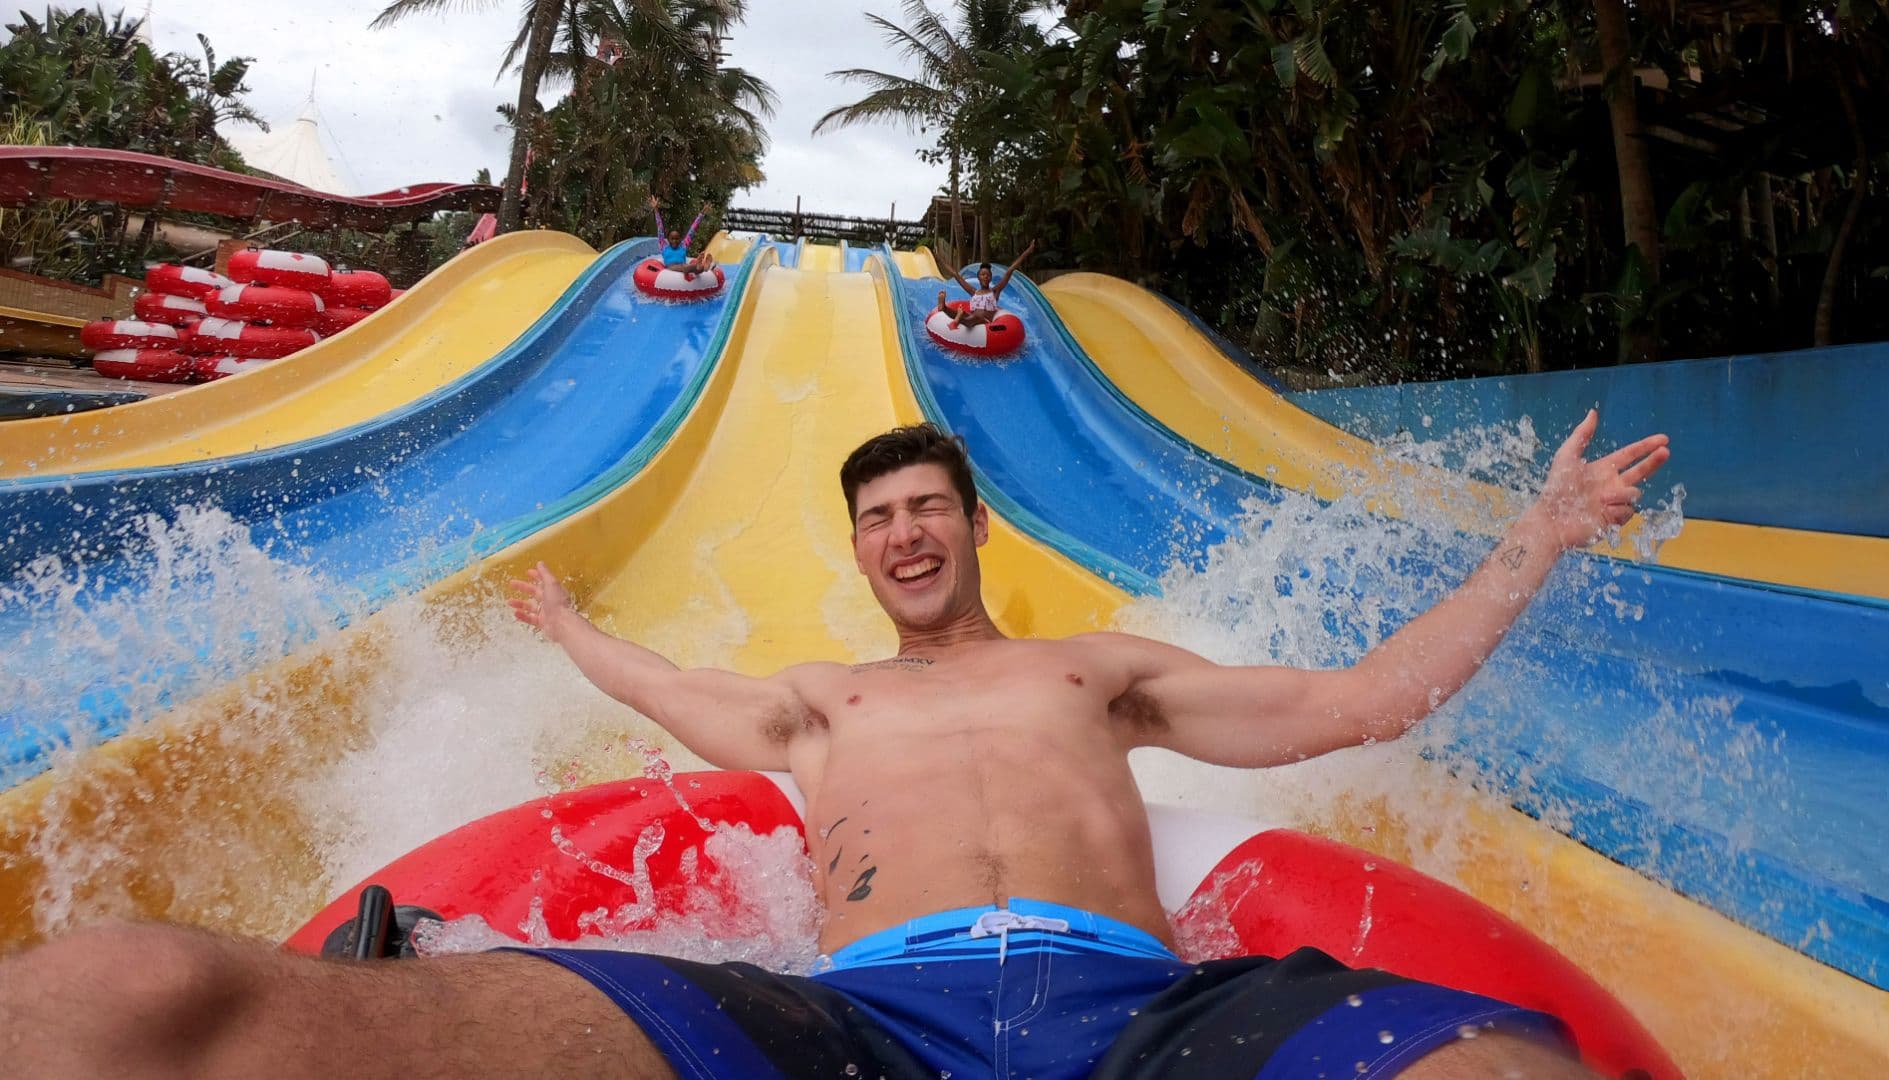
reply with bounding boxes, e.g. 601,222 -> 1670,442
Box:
968,910 -> 1070,964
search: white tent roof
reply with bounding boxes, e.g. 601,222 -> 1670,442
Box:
225,97 -> 356,196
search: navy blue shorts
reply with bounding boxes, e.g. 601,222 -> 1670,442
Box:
515,898 -> 1572,1079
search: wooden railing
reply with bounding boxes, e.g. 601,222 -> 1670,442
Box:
723,201 -> 928,249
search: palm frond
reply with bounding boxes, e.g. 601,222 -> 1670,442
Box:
368,0 -> 503,31
898,0 -> 969,68
812,80 -> 946,135
864,11 -> 957,80
716,65 -> 779,120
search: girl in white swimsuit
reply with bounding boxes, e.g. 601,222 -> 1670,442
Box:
936,240 -> 1038,328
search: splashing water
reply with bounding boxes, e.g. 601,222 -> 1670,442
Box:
1119,416 -> 1888,976
292,593 -> 724,908
414,821 -> 821,975
1,504 -> 354,784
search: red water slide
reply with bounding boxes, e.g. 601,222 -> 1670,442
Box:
0,147 -> 499,230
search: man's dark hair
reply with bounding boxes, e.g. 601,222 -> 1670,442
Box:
840,424 -> 978,522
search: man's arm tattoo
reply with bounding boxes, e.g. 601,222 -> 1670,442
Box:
1499,544 -> 1527,571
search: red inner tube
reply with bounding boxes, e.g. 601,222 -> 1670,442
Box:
926,301 -> 1026,354
632,258 -> 726,299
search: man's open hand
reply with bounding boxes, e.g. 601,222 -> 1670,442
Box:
1534,409 -> 1671,550
508,561 -> 577,642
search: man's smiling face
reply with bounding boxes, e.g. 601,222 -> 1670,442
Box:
851,462 -> 988,632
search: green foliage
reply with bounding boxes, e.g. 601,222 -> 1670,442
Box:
0,6 -> 261,282
0,7 -> 258,167
511,0 -> 775,247
814,1 -> 1051,259
872,0 -> 1889,379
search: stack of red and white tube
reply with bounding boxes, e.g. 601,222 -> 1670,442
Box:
81,250 -> 396,383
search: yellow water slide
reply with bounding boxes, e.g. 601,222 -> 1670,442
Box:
0,232 -> 597,478
3,244 -> 1880,1076
796,242 -> 844,274
1040,272 -> 1889,600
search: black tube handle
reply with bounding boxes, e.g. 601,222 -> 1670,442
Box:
349,885 -> 395,961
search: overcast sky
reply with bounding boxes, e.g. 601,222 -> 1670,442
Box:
157,0 -> 946,215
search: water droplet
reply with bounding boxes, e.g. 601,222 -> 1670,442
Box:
1345,994 -> 1363,1007
1456,1023 -> 1481,1039
1378,1030 -> 1395,1044
844,1065 -> 859,1077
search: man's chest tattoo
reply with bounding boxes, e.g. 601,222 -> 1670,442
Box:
849,656 -> 936,675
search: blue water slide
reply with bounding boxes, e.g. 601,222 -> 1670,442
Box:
877,249 -> 1889,989
1285,344 -> 1889,537
0,238 -> 771,783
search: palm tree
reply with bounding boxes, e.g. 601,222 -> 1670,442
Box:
1592,0 -> 1660,362
486,0 -> 774,242
812,0 -> 1042,260
371,0 -> 563,233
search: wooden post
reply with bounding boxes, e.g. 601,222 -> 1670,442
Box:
793,195 -> 802,241
889,202 -> 896,245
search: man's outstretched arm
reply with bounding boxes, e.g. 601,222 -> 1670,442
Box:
1126,410 -> 1670,767
509,562 -> 797,771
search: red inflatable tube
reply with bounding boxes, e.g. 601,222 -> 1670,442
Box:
925,300 -> 1026,356
285,772 -> 801,954
192,354 -> 272,381
315,306 -> 374,337
90,348 -> 193,383
284,772 -> 1676,1078
208,284 -> 326,329
186,317 -> 318,359
1196,830 -> 1680,1078
79,319 -> 182,352
320,269 -> 393,310
132,292 -> 208,325
227,248 -> 332,290
632,258 -> 726,300
143,263 -> 233,300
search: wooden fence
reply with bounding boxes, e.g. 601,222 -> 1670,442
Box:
723,200 -> 928,249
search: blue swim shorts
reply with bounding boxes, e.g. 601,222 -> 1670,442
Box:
515,897 -> 1572,1079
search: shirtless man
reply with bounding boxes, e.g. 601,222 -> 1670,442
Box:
0,418 -> 1668,1078
936,240 -> 1037,328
